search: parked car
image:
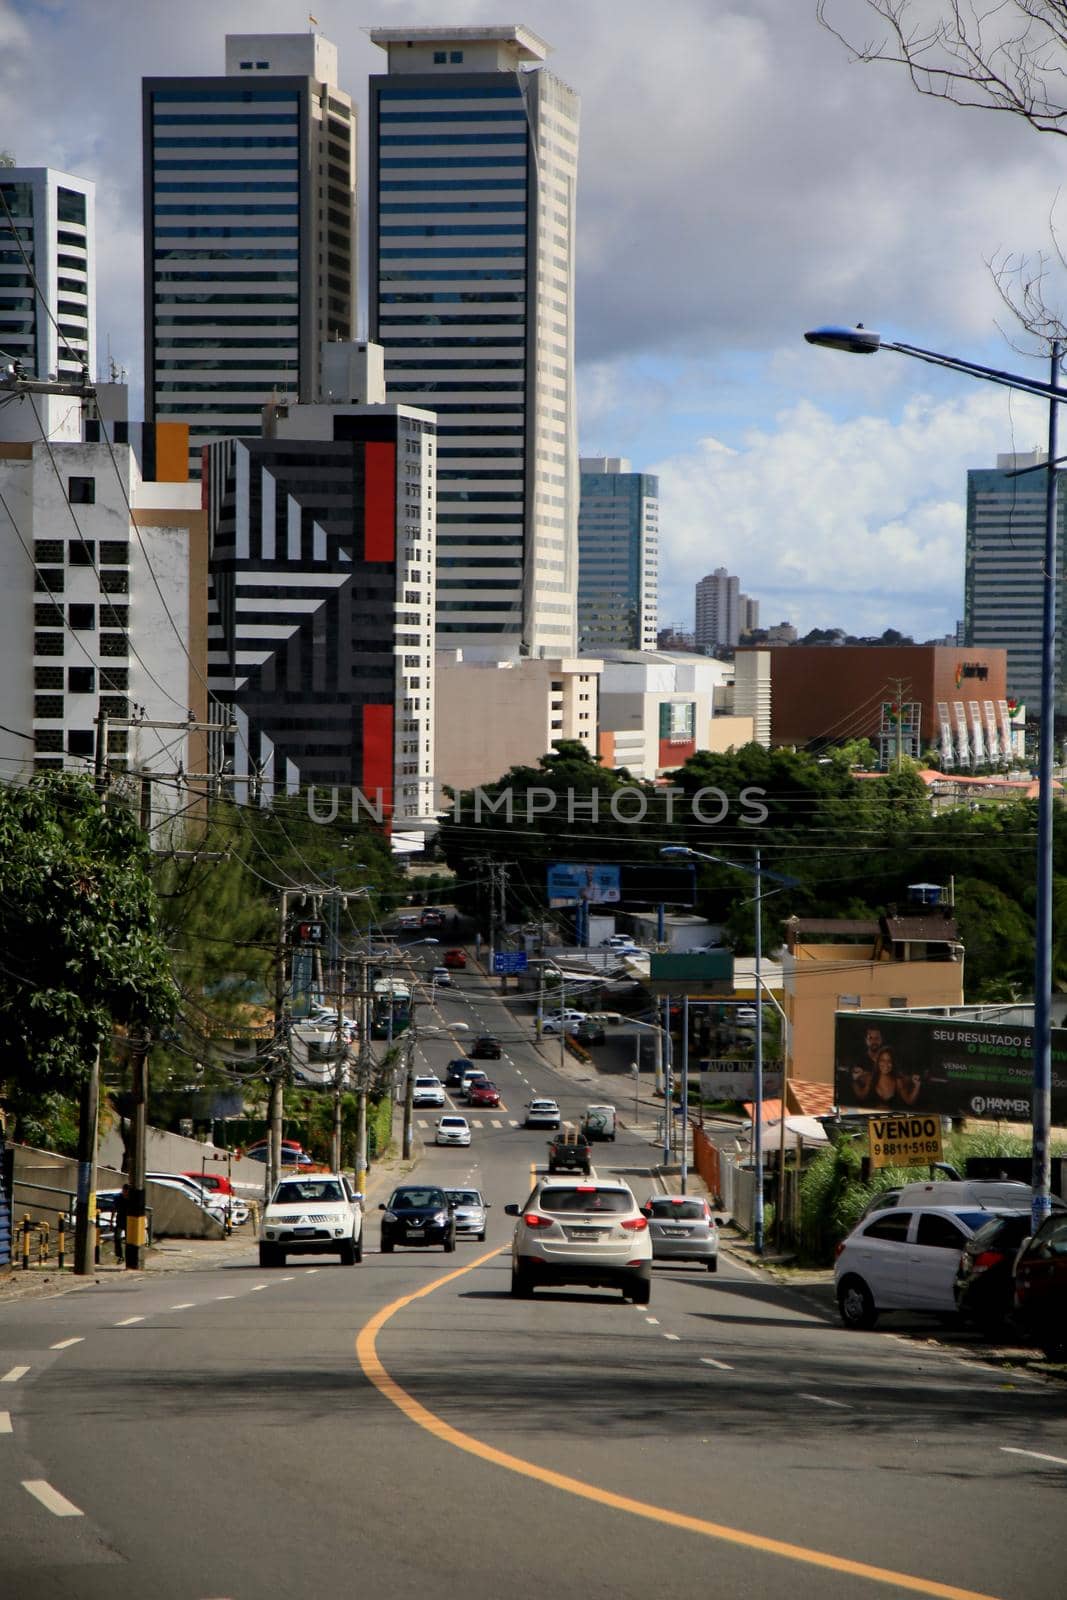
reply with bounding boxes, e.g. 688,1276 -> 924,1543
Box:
506,1176 -> 652,1302
643,1194 -> 721,1271
379,1186 -> 456,1251
183,1170 -> 236,1198
467,1079 -> 501,1108
446,1058 -> 475,1089
542,1009 -> 587,1034
443,948 -> 467,969
953,1211 -> 1034,1332
524,1098 -> 562,1130
600,934 -> 635,948
734,1007 -> 758,1025
857,1178 -> 1051,1225
445,1187 -> 489,1241
412,1074 -> 446,1109
259,1174 -> 363,1267
431,966 -> 452,987
147,1172 -> 228,1224
95,1190 -> 154,1246
1013,1211 -> 1067,1361
575,1020 -> 606,1046
471,1035 -> 502,1060
834,1204 -> 1019,1329
435,1115 -> 472,1147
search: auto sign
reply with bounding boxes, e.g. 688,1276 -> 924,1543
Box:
868,1114 -> 943,1170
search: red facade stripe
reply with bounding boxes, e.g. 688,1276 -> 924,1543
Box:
362,703 -> 394,828
364,442 -> 396,562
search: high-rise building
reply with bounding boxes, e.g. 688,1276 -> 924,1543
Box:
0,166 -> 95,383
143,32 -> 356,476
577,456 -> 658,652
739,593 -> 759,637
965,451 -> 1067,714
206,345 -> 436,827
694,567 -> 740,652
368,25 -> 579,658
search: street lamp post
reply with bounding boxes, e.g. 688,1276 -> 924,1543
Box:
805,324 -> 1059,1234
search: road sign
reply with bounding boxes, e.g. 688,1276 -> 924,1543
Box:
493,951 -> 528,975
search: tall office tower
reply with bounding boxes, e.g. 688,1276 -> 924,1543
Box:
965,452 -> 1067,714
0,167 -> 95,382
577,456 -> 658,652
739,593 -> 759,636
143,32 -> 356,476
368,25 -> 579,658
694,567 -> 740,652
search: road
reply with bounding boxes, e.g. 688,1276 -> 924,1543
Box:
1,955 -> 1066,1599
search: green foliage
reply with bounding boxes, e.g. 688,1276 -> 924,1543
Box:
0,774 -> 177,1115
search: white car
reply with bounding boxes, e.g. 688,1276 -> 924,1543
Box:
412,1074 -> 446,1108
834,1203 -> 1017,1328
506,1176 -> 652,1302
541,1010 -> 587,1034
435,1115 -> 472,1146
600,934 -> 634,948
146,1173 -> 228,1225
524,1098 -> 561,1129
259,1173 -> 364,1267
431,966 -> 452,987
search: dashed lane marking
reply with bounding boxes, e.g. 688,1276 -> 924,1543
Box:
491,1118 -> 503,1128
508,1120 -> 519,1127
356,1253 -> 1004,1600
700,1357 -> 734,1372
1001,1446 -> 1067,1467
171,1302 -> 195,1310
0,1410 -> 12,1433
49,1338 -> 84,1350
798,1393 -> 851,1409
215,1294 -> 236,1301
249,1284 -> 268,1292
114,1316 -> 145,1326
663,1333 -> 680,1342
22,1480 -> 84,1518
1,1367 -> 29,1383
645,1316 -> 659,1325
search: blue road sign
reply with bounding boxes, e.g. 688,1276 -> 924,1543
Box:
493,951 -> 529,975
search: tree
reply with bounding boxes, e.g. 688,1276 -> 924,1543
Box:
819,2 -> 1067,135
0,774 -> 177,1133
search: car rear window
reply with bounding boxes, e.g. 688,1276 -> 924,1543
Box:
539,1187 -> 632,1215
648,1199 -> 705,1220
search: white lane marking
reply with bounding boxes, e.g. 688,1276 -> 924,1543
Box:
798,1393 -> 851,1409
249,1284 -> 267,1292
215,1295 -> 236,1301
1001,1446 -> 1067,1467
171,1302 -> 195,1310
305,1269 -> 319,1275
22,1480 -> 84,1517
508,1120 -> 518,1127
0,1410 -> 12,1434
49,1337 -> 84,1350
663,1332 -> 681,1342
645,1316 -> 659,1325
1,1367 -> 29,1383
491,1118 -> 503,1128
280,1275 -> 294,1281
700,1357 -> 735,1371
114,1316 -> 144,1326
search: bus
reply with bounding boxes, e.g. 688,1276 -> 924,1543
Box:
371,978 -> 411,1039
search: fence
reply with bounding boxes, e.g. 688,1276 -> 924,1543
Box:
691,1121 -> 755,1231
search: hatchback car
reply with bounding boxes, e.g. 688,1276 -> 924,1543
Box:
412,1074 -> 446,1109
446,1057 -> 475,1089
435,1115 -> 472,1147
467,1079 -> 501,1108
445,1187 -> 489,1241
379,1186 -> 456,1252
1013,1211 -> 1067,1361
431,966 -> 452,987
835,1205 -> 1016,1329
644,1194 -> 721,1271
471,1035 -> 502,1059
953,1211 -> 1034,1333
506,1177 -> 652,1302
459,1067 -> 489,1098
443,948 -> 467,969
541,1010 -> 587,1034
524,1098 -> 561,1130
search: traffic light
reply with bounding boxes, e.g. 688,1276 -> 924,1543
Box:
292,919 -> 325,946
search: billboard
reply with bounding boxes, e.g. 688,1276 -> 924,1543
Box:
619,862 -> 697,907
868,1114 -> 943,1170
547,863 -> 621,908
835,1011 -> 1067,1124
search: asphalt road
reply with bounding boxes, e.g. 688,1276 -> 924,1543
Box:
2,957 -> 1066,1600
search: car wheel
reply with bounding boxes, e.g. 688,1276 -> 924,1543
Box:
445,1229 -> 456,1253
258,1244 -> 280,1268
627,1277 -> 652,1305
477,1230 -> 486,1242
339,1240 -> 356,1266
706,1257 -> 719,1273
354,1230 -> 364,1264
511,1262 -> 534,1297
381,1238 -> 394,1254
838,1275 -> 878,1330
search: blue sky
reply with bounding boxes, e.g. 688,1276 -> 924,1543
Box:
2,0 -> 1060,637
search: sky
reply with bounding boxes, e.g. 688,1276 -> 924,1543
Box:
3,0 -> 1064,638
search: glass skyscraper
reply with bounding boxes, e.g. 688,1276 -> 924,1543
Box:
143,33 -> 356,476
368,25 -> 579,657
0,166 -> 95,383
577,456 -> 659,652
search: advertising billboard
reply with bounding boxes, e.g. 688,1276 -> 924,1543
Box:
546,863 -> 621,908
868,1114 -> 944,1170
835,1011 -> 1067,1124
619,862 -> 697,907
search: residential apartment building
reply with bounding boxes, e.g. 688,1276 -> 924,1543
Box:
739,593 -> 759,637
577,456 -> 658,652
0,395 -> 207,817
143,32 -> 357,475
965,451 -> 1067,715
205,344 -> 436,826
694,567 -> 739,652
368,25 -> 580,657
0,166 -> 95,383
435,650 -> 599,794
596,650 -> 750,780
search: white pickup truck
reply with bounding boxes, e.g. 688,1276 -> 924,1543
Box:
259,1173 -> 364,1267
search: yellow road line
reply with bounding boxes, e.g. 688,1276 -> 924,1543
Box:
354,1251 -> 1005,1600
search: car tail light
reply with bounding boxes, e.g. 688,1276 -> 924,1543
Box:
575,1184 -> 596,1192
621,1216 -> 648,1231
973,1249 -> 1005,1271
670,1198 -> 685,1205
523,1212 -> 553,1228
834,1241 -> 846,1259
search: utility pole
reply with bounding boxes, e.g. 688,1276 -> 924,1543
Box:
401,1029 -> 417,1161
680,994 -> 689,1194
498,863 -> 509,992
269,890 -> 292,1201
74,711 -> 110,1275
353,952 -> 372,1190
661,995 -> 673,1169
124,1031 -> 149,1269
330,954 -> 347,1172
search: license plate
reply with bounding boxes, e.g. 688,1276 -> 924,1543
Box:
406,1229 -> 424,1239
660,1227 -> 689,1238
293,1228 -> 314,1237
564,1228 -> 607,1241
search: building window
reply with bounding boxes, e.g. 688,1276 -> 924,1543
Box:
68,667 -> 95,694
449,50 -> 463,62
837,994 -> 861,1008
888,997 -> 908,1009
99,542 -> 130,566
34,729 -> 64,753
34,568 -> 64,593
69,540 -> 95,566
433,50 -> 446,63
34,695 -> 64,720
68,476 -> 95,505
68,604 -> 95,630
67,730 -> 94,757
33,540 -> 63,564
34,633 -> 64,657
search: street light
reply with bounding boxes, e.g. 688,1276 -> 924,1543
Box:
805,323 -> 1058,1235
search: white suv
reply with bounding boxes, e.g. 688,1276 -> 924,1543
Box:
834,1203 -> 1015,1328
259,1174 -> 363,1267
412,1074 -> 446,1108
506,1176 -> 652,1303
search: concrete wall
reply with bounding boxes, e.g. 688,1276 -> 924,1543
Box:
12,1143 -> 227,1239
98,1125 -> 269,1196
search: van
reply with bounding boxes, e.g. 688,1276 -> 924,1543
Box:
582,1103 -> 617,1143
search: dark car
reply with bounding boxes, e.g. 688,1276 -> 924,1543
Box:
379,1186 -> 456,1253
1013,1211 -> 1067,1361
468,1079 -> 501,1108
471,1035 -> 502,1060
954,1211 -> 1034,1332
575,1020 -> 605,1046
420,908 -> 446,928
446,1057 -> 475,1089
547,1131 -> 592,1174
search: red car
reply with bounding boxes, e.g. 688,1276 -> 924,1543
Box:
467,1080 -> 501,1108
443,948 -> 467,969
183,1171 -> 236,1197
